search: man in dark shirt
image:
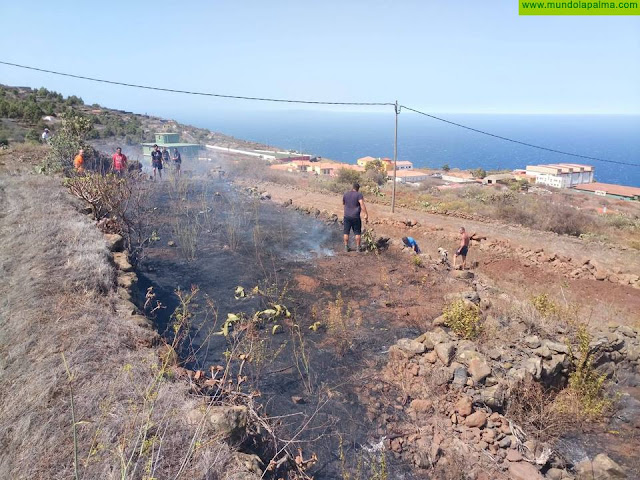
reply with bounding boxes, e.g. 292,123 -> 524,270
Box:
171,148 -> 182,176
151,144 -> 163,180
342,182 -> 369,252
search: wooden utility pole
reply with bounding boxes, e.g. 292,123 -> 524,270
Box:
391,101 -> 400,213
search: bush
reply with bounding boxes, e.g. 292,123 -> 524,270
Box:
337,167 -> 362,185
64,173 -> 131,221
442,299 -> 481,339
470,168 -> 487,179
44,112 -> 94,172
561,325 -> 612,418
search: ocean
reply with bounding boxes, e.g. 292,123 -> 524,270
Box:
189,111 -> 640,187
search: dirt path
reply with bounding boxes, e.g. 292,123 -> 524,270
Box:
248,181 -> 640,276
239,180 -> 640,324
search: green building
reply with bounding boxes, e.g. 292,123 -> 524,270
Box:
142,133 -> 202,160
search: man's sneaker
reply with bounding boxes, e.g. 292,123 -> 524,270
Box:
344,244 -> 350,252
356,246 -> 362,252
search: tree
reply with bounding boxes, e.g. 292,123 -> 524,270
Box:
471,168 -> 487,179
337,168 -> 362,185
45,112 -> 94,172
442,164 -> 451,172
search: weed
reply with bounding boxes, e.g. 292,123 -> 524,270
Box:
442,299 -> 481,339
326,292 -> 362,355
411,255 -> 423,268
531,293 -> 558,317
339,435 -> 388,480
561,325 -> 612,418
360,228 -> 379,253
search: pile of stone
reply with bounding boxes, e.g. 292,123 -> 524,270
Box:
378,293 -> 640,478
479,241 -> 640,289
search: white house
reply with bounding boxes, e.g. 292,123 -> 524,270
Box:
525,163 -> 594,188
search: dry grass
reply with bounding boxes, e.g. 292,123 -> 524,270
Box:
0,174 -> 254,479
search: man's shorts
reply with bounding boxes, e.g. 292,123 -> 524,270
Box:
343,216 -> 362,235
456,245 -> 469,256
152,160 -> 163,170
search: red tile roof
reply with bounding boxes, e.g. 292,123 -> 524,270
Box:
573,182 -> 640,198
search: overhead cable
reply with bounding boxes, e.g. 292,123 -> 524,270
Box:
400,105 -> 640,167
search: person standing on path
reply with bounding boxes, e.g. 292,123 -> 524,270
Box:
453,226 -> 470,270
171,148 -> 182,176
343,182 -> 368,252
151,144 -> 163,180
73,148 -> 85,174
111,147 -> 127,176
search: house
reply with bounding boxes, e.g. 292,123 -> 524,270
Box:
356,156 -> 414,171
525,163 -> 594,188
482,173 -> 515,185
572,182 -> 640,201
385,160 -> 413,171
356,156 -> 378,167
143,133 -> 202,159
392,169 -> 431,183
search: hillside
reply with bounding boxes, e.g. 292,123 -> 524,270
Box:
1,86 -> 639,480
0,83 -> 267,151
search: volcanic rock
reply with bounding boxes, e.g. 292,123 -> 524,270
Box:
435,342 -> 456,366
468,357 -> 492,383
508,462 -> 543,480
465,411 -> 487,428
455,395 -> 473,417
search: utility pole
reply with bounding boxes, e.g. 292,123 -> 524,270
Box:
391,101 -> 400,213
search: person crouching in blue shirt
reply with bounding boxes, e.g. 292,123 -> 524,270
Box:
402,236 -> 421,253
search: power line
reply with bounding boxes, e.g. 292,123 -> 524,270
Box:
400,105 -> 640,168
0,60 -> 394,107
1,60 -> 638,168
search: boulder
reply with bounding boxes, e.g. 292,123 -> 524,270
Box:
508,462 -> 543,480
410,399 -> 432,413
576,453 -> 626,480
424,328 -> 451,345
457,349 -> 483,365
396,338 -> 426,357
506,449 -> 523,462
205,405 -> 248,442
525,357 -> 543,380
455,395 -> 473,417
435,342 -> 456,366
468,358 -> 492,383
545,468 -> 565,480
617,325 -> 636,338
104,233 -> 124,252
532,345 -> 552,359
117,272 -> 138,289
544,340 -> 569,354
478,384 -> 505,410
453,270 -> 474,279
113,252 -> 133,272
525,335 -> 541,349
452,367 -> 468,388
465,411 -> 487,428
232,452 -> 263,477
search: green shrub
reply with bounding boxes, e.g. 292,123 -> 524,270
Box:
531,293 -> 557,317
563,325 -> 612,418
443,299 -> 481,339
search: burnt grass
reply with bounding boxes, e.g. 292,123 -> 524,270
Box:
134,176 -> 443,479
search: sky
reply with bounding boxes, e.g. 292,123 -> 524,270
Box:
0,0 -> 639,116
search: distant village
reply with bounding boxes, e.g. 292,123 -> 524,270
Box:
142,133 -> 640,201
201,143 -> 640,201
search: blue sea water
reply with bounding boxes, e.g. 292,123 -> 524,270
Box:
191,111 -> 640,187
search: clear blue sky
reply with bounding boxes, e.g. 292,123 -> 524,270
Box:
1,0 -> 639,115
